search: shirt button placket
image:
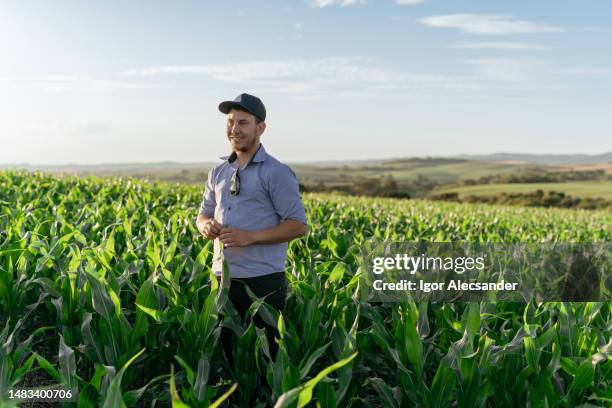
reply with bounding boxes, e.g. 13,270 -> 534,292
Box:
225,167 -> 231,226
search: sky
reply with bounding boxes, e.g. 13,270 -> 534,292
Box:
1,0 -> 611,164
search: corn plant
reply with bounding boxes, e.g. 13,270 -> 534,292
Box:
0,170 -> 610,407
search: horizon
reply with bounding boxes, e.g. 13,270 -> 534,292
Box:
3,1 -> 612,164
2,150 -> 611,167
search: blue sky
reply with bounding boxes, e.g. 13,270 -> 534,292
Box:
2,0 -> 611,164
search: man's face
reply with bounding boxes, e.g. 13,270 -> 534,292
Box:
226,109 -> 265,152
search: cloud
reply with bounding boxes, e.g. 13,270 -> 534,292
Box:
2,75 -> 155,93
396,0 -> 426,5
123,57 -> 480,95
292,22 -> 304,39
565,67 -> 612,76
465,58 -> 549,82
581,26 -> 612,32
395,0 -> 427,6
25,121 -> 112,138
124,57 -> 607,98
467,59 -> 612,83
454,42 -> 554,51
310,0 -> 364,7
71,121 -> 112,136
420,14 -> 564,34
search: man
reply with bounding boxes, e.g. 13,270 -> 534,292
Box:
196,93 -> 308,361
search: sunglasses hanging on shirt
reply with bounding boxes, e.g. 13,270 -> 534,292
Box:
230,168 -> 240,196
229,144 -> 262,197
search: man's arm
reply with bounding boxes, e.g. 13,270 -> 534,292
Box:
196,213 -> 212,233
218,220 -> 308,247
251,220 -> 308,244
197,168 -> 222,239
196,213 -> 222,240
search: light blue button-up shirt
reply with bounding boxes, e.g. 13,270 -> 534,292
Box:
199,144 -> 308,278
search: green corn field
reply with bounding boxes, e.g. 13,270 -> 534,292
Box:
0,170 -> 611,407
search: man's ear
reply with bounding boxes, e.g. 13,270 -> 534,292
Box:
257,121 -> 266,135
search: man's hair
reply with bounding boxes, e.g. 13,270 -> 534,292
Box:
229,106 -> 264,124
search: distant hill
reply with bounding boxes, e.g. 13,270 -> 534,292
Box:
4,152 -> 611,171
0,157 -> 527,188
3,153 -> 609,192
1,162 -> 218,184
3,162 -> 218,173
431,181 -> 612,200
291,157 -> 527,185
457,152 -> 612,166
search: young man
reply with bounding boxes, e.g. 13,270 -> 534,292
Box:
196,93 -> 308,360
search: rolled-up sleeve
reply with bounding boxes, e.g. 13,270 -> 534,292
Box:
269,164 -> 308,225
199,169 -> 216,217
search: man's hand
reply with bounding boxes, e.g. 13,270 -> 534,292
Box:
218,227 -> 255,248
199,218 -> 222,240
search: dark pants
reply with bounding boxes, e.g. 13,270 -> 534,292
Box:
219,272 -> 286,365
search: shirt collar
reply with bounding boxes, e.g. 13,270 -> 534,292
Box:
220,143 -> 267,164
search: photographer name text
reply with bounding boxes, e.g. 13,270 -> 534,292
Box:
373,279 -> 518,292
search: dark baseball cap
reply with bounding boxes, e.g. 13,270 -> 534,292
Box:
218,93 -> 266,122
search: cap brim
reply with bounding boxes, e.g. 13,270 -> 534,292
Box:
219,101 -> 247,115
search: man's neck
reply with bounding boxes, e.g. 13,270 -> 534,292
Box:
234,142 -> 261,167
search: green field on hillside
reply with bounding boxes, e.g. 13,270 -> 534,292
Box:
5,158 -> 524,186
431,181 -> 612,200
1,171 -> 611,407
293,159 -> 524,184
